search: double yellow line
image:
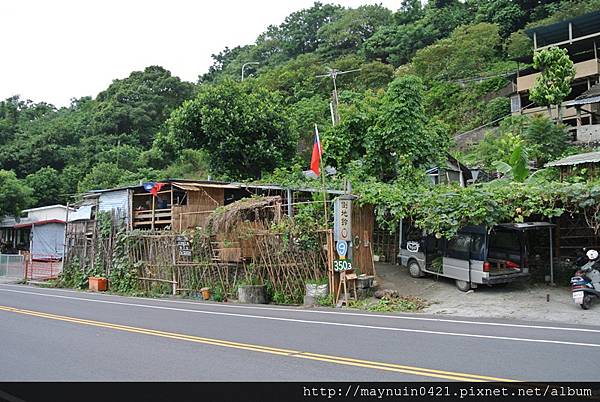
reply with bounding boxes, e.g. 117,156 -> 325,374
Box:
0,305 -> 518,382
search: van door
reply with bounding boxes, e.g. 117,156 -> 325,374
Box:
442,233 -> 471,282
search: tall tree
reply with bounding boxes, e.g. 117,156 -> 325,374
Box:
77,163 -> 133,193
277,2 -> 343,57
475,0 -> 527,37
159,79 -> 294,179
90,66 -> 195,148
529,47 -> 576,120
0,170 -> 32,217
317,5 -> 392,58
365,75 -> 448,180
25,167 -> 66,206
522,115 -> 570,167
411,23 -> 502,81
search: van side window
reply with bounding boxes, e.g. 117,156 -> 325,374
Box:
446,234 -> 471,260
469,234 -> 485,260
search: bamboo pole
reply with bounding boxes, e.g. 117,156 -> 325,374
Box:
316,124 -> 328,229
151,195 -> 155,231
137,277 -> 176,284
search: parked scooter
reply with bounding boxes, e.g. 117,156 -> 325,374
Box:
571,249 -> 600,309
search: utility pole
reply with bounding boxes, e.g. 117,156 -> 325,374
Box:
241,62 -> 259,81
316,67 -> 361,126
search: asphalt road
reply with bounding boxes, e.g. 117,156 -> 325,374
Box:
0,283 -> 599,381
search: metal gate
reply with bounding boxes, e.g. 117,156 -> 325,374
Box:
0,254 -> 25,280
26,254 -> 63,281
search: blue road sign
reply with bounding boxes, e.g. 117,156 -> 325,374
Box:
336,240 -> 348,257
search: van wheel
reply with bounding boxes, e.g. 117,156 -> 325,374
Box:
408,261 -> 423,278
456,280 -> 471,292
581,295 -> 592,310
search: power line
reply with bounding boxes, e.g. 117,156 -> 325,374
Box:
316,67 -> 361,126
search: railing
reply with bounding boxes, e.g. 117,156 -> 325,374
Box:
133,208 -> 172,227
0,254 -> 25,279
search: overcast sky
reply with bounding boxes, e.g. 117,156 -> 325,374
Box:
0,0 -> 402,107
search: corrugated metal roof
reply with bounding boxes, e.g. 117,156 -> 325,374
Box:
242,183 -> 346,195
525,11 -> 600,46
15,219 -> 65,228
0,217 -> 33,228
564,84 -> 600,106
579,83 -> 600,99
563,95 -> 600,106
497,222 -> 555,230
22,205 -> 68,213
172,182 -> 240,190
86,179 -> 347,196
545,151 -> 600,167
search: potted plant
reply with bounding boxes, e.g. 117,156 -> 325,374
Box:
304,277 -> 329,306
237,276 -> 267,304
200,287 -> 211,300
88,275 -> 108,292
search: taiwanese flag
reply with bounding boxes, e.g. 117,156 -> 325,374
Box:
310,124 -> 322,177
143,182 -> 165,196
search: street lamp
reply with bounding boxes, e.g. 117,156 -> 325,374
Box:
241,62 -> 259,81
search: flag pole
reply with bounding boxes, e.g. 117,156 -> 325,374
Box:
316,124 -> 328,229
316,124 -> 333,300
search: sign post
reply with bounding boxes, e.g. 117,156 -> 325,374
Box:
333,195 -> 355,306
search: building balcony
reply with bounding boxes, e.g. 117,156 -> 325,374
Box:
516,104 -> 591,122
517,59 -> 600,93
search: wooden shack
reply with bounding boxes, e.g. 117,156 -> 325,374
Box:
130,181 -> 242,231
76,180 -> 376,273
545,151 -> 600,180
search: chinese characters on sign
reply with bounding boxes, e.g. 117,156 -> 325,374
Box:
334,197 -> 352,242
176,235 -> 192,258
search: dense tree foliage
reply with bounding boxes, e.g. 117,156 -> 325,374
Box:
529,47 -> 576,116
25,167 -> 66,206
158,79 -> 294,179
365,75 -> 448,180
1,0 -> 597,220
522,115 -> 571,167
0,170 -> 32,217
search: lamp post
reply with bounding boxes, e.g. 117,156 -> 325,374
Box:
241,62 -> 259,81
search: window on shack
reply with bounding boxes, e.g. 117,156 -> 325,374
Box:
173,190 -> 188,206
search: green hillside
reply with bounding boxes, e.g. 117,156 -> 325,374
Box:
1,0 -> 599,218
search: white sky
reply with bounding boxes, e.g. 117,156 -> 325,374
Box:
0,0 -> 402,107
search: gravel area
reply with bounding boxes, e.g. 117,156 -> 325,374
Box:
375,263 -> 600,326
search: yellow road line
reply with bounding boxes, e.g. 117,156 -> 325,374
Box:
0,305 -> 519,382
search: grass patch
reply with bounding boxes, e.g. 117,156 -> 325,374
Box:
350,295 -> 429,313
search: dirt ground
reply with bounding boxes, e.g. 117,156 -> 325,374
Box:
375,263 -> 600,326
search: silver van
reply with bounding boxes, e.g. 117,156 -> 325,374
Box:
399,223 -> 552,291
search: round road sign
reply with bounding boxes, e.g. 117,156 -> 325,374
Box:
336,240 -> 348,257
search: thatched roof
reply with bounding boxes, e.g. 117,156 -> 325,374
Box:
208,196 -> 282,234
